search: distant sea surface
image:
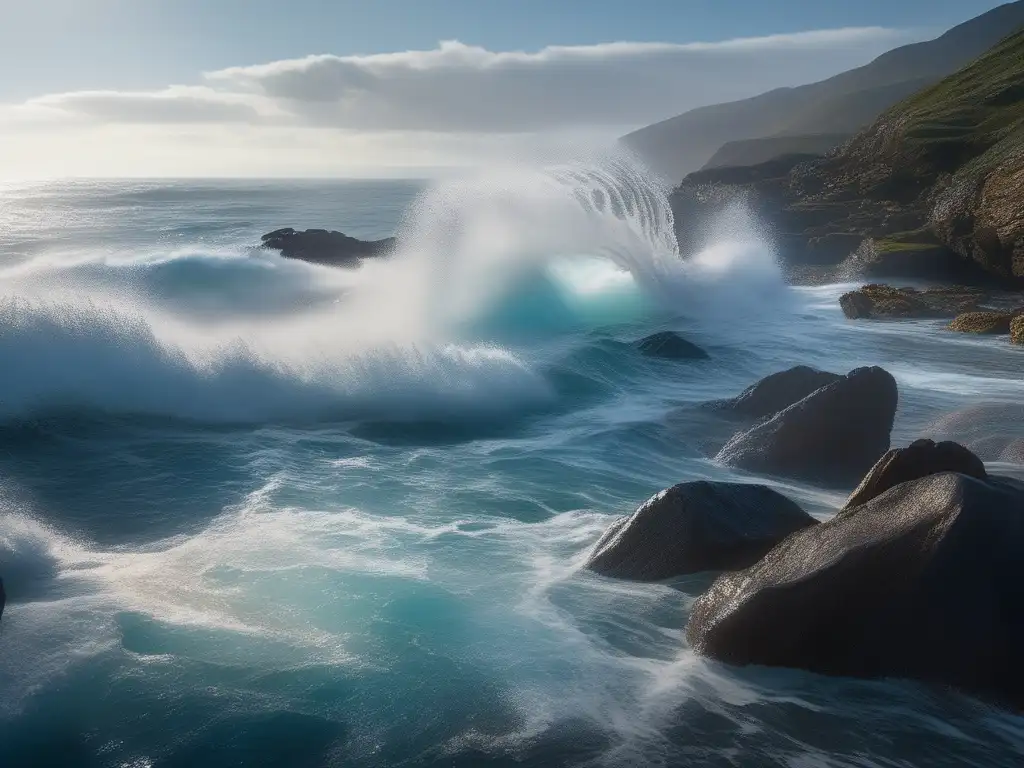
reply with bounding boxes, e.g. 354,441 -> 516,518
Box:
0,172 -> 1022,767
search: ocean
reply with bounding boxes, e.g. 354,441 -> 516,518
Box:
0,164 -> 1022,767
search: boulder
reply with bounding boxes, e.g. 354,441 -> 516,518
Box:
925,403 -> 1024,463
260,227 -> 396,267
1002,439 -> 1024,463
948,309 -> 1024,334
843,439 -> 986,510
706,366 -> 840,419
635,331 -> 708,360
686,472 -> 1024,709
839,290 -> 875,319
585,481 -> 816,581
1012,315 -> 1024,344
716,367 -> 897,485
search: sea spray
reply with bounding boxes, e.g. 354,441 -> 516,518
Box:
0,155 -> 732,423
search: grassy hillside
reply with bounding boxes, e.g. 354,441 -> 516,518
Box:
622,1 -> 1024,180
835,29 -> 1024,186
889,31 -> 1024,173
844,29 -> 1024,278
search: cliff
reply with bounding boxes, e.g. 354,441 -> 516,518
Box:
671,29 -> 1024,285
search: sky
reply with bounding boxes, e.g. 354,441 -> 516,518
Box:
0,0 -> 1009,178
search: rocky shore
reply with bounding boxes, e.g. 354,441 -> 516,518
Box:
585,364 -> 1024,710
837,283 -> 1024,344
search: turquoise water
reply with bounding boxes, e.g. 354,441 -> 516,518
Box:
1,167 -> 1022,767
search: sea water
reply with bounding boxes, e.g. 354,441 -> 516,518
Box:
0,161 -> 1022,767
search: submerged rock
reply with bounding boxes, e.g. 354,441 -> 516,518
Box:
925,403 -> 1024,463
716,367 -> 897,485
1003,439 -> 1024,463
843,439 -> 986,510
635,331 -> 709,360
706,365 -> 840,419
948,309 -> 1024,334
260,227 -> 395,267
585,481 -> 816,581
686,472 -> 1024,709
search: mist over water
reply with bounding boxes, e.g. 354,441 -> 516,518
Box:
0,161 -> 1021,767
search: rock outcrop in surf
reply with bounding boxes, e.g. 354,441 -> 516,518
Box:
839,285 -> 984,319
925,403 -> 1024,463
716,367 -> 898,485
948,308 -> 1024,334
260,228 -> 396,267
705,365 -> 840,419
634,331 -> 708,360
585,481 -> 816,581
843,438 -> 987,509
686,468 -> 1024,709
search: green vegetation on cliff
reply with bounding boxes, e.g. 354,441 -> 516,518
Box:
847,28 -> 1024,185
672,28 -> 1024,284
841,29 -> 1024,280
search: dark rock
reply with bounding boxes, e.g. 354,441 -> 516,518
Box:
844,439 -> 987,510
707,366 -> 840,419
686,472 -> 1024,709
716,366 -> 898,484
842,237 -> 992,282
260,227 -> 395,267
635,331 -> 708,360
585,481 -> 816,581
838,290 -> 875,319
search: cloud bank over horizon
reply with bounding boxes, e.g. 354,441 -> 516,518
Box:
0,27 -> 919,178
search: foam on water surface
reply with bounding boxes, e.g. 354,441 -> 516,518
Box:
0,162 -> 1022,767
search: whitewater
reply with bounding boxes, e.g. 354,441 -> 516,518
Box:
0,161 -> 1022,767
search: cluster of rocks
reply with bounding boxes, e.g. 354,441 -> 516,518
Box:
839,283 -> 1024,344
584,365 -> 1024,710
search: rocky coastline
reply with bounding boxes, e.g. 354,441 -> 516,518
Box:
584,364 -> 1024,710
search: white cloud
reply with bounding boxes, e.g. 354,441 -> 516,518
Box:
0,27 -> 919,176
27,86 -> 264,124
204,30 -> 909,132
